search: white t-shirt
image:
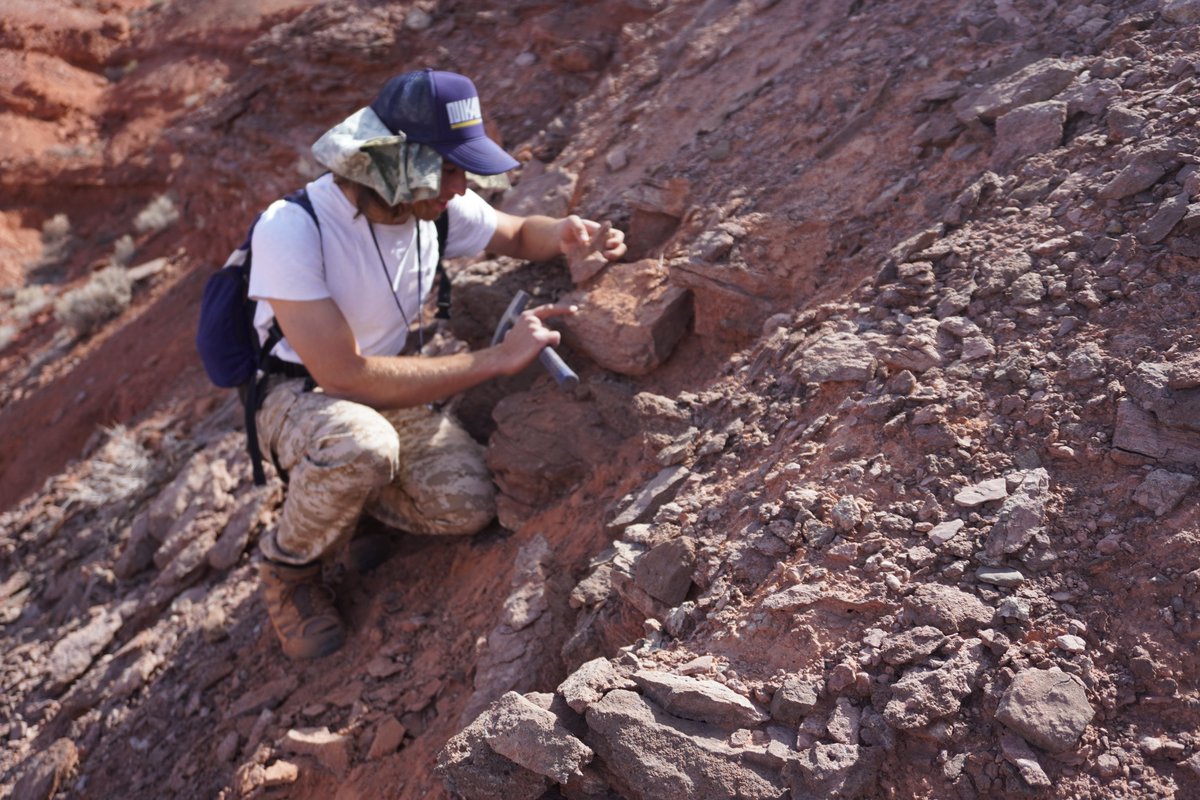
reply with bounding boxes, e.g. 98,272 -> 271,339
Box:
248,172 -> 497,363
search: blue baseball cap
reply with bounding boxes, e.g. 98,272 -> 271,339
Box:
369,69 -> 520,175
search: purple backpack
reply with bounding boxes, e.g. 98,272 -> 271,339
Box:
195,189 -> 319,484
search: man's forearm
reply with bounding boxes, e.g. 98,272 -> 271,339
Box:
505,215 -> 567,262
321,349 -> 507,409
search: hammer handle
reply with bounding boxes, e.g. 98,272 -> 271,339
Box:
493,290 -> 580,390
539,346 -> 580,390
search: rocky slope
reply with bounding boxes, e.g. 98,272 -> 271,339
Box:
4,0 -> 1200,798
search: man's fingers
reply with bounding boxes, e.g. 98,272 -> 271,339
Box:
529,303 -> 579,321
603,237 -> 627,260
565,215 -> 591,245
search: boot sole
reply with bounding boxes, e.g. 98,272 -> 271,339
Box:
281,627 -> 346,660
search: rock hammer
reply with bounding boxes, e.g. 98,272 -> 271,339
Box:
491,290 -> 579,390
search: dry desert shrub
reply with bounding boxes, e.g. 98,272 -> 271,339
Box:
134,194 -> 179,234
0,284 -> 54,349
39,212 -> 74,265
55,265 -> 133,338
111,234 -> 137,267
6,284 -> 53,322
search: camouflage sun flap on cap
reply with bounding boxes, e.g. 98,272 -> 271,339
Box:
312,107 -> 442,205
311,107 -> 511,206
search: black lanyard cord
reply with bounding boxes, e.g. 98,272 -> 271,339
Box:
367,219 -> 425,353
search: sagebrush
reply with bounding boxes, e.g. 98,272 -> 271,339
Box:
55,266 -> 133,338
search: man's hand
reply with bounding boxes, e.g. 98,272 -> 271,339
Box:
269,297 -> 573,410
491,304 -> 577,375
560,215 -> 627,262
489,210 -> 627,264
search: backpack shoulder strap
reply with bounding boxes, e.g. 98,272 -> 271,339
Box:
243,187 -> 322,486
434,210 -> 451,320
283,187 -> 321,232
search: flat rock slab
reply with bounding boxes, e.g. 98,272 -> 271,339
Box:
795,332 -> 876,383
953,57 -> 1079,123
996,668 -> 1094,752
1163,0 -> 1200,24
633,670 -> 770,729
985,468 -> 1049,557
563,259 -> 693,376
48,608 -> 124,691
633,537 -> 696,606
1132,468 -> 1197,516
12,738 -> 78,800
785,742 -> 884,800
992,101 -> 1066,170
559,658 -> 637,714
954,478 -> 1009,507
584,689 -> 784,800
481,691 -> 593,784
1113,398 -> 1200,463
437,700 -> 554,800
928,519 -> 965,545
606,466 -> 690,534
880,625 -> 947,666
228,676 -> 299,719
904,584 -> 993,634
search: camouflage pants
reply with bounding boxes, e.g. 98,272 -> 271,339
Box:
255,378 -> 495,565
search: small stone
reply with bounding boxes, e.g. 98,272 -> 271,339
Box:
976,567 -> 1026,587
830,496 -> 862,532
481,692 -> 593,784
48,608 -> 124,691
261,760 -> 300,787
796,333 -> 876,383
404,8 -> 433,30
826,698 -> 861,745
605,146 -> 629,171
1000,732 -> 1052,788
216,731 -> 239,763
905,584 -> 994,633
880,626 -> 947,666
1096,752 -> 1123,779
997,597 -> 1031,623
954,478 -> 1008,507
928,519 -> 965,545
961,336 -> 996,361
367,715 -> 407,760
228,677 -> 299,718
283,727 -> 352,775
1055,634 -> 1086,654
771,677 -> 821,725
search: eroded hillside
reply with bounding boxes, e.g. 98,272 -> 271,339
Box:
4,1 -> 1200,798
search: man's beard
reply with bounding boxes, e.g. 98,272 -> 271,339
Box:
410,199 -> 444,221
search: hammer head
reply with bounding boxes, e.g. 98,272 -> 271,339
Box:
491,290 -> 531,346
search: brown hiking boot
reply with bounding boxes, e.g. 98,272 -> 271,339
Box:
343,527 -> 396,574
259,559 -> 345,660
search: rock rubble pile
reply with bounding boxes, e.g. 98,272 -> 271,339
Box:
4,0 -> 1200,799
